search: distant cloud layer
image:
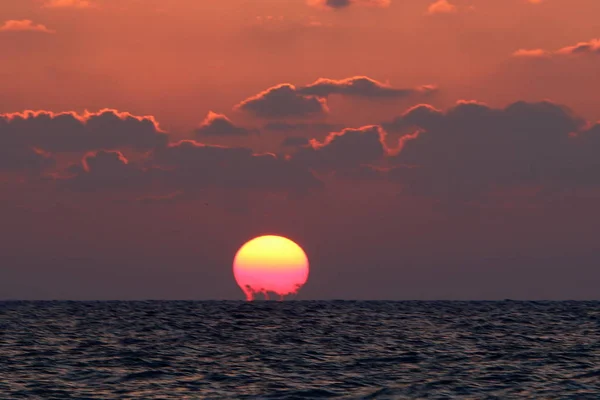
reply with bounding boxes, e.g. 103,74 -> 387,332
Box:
264,122 -> 341,133
381,100 -> 599,198
293,125 -> 391,170
0,146 -> 54,171
3,97 -> 600,203
0,109 -> 167,152
298,77 -> 436,98
63,141 -> 323,194
513,38 -> 600,57
0,20 -> 55,33
308,0 -> 391,9
281,136 -> 311,147
235,84 -> 329,119
426,0 -> 457,15
237,77 -> 436,119
43,0 -> 93,8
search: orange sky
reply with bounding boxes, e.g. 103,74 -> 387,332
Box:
1,0 -> 600,134
2,0 -> 600,300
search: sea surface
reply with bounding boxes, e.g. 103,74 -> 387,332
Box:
1,301 -> 600,399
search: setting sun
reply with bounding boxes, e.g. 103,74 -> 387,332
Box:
233,235 -> 309,301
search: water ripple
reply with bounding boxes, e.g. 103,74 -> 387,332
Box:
1,301 -> 600,399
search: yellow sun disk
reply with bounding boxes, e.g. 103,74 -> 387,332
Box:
234,236 -> 308,270
233,235 -> 309,300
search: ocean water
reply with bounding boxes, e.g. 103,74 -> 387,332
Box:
1,301 -> 599,399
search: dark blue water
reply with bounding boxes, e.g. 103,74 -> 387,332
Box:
1,301 -> 599,399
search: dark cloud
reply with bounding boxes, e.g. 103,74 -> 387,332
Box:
326,0 -> 351,8
264,121 -> 341,133
63,150 -> 148,191
43,0 -> 93,8
292,125 -> 390,170
383,100 -> 596,197
195,111 -> 258,136
152,141 -> 322,192
235,84 -> 328,119
308,0 -> 391,9
281,136 -> 311,147
333,164 -> 390,181
236,77 -> 436,119
137,191 -> 185,204
298,76 -> 437,98
62,141 -> 322,195
0,109 -> 168,152
0,145 -> 54,171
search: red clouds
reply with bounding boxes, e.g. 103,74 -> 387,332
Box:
65,150 -> 145,191
43,0 -> 93,8
426,0 -> 457,15
557,39 -> 600,55
513,39 -> 600,58
0,20 -> 55,34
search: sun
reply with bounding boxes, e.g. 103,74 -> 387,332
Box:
233,235 -> 309,301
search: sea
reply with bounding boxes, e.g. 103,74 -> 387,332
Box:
1,301 -> 599,399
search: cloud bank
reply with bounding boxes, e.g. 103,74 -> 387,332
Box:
0,109 -> 167,152
237,77 -> 436,119
235,84 -> 329,119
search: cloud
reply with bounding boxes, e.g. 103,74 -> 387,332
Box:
281,136 -> 310,147
382,100 -> 599,198
151,141 -> 321,191
43,0 -> 93,8
235,84 -> 329,119
63,141 -> 322,195
557,39 -> 600,55
426,0 -> 457,15
0,145 -> 54,172
0,20 -> 55,34
298,76 -> 437,98
513,39 -> 600,58
64,150 -> 147,191
195,111 -> 258,136
237,77 -> 436,119
307,0 -> 391,9
512,49 -> 551,58
324,0 -> 352,8
264,121 -> 342,134
0,109 -> 168,152
292,125 -> 391,170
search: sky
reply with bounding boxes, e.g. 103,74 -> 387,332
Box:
1,0 -> 600,300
